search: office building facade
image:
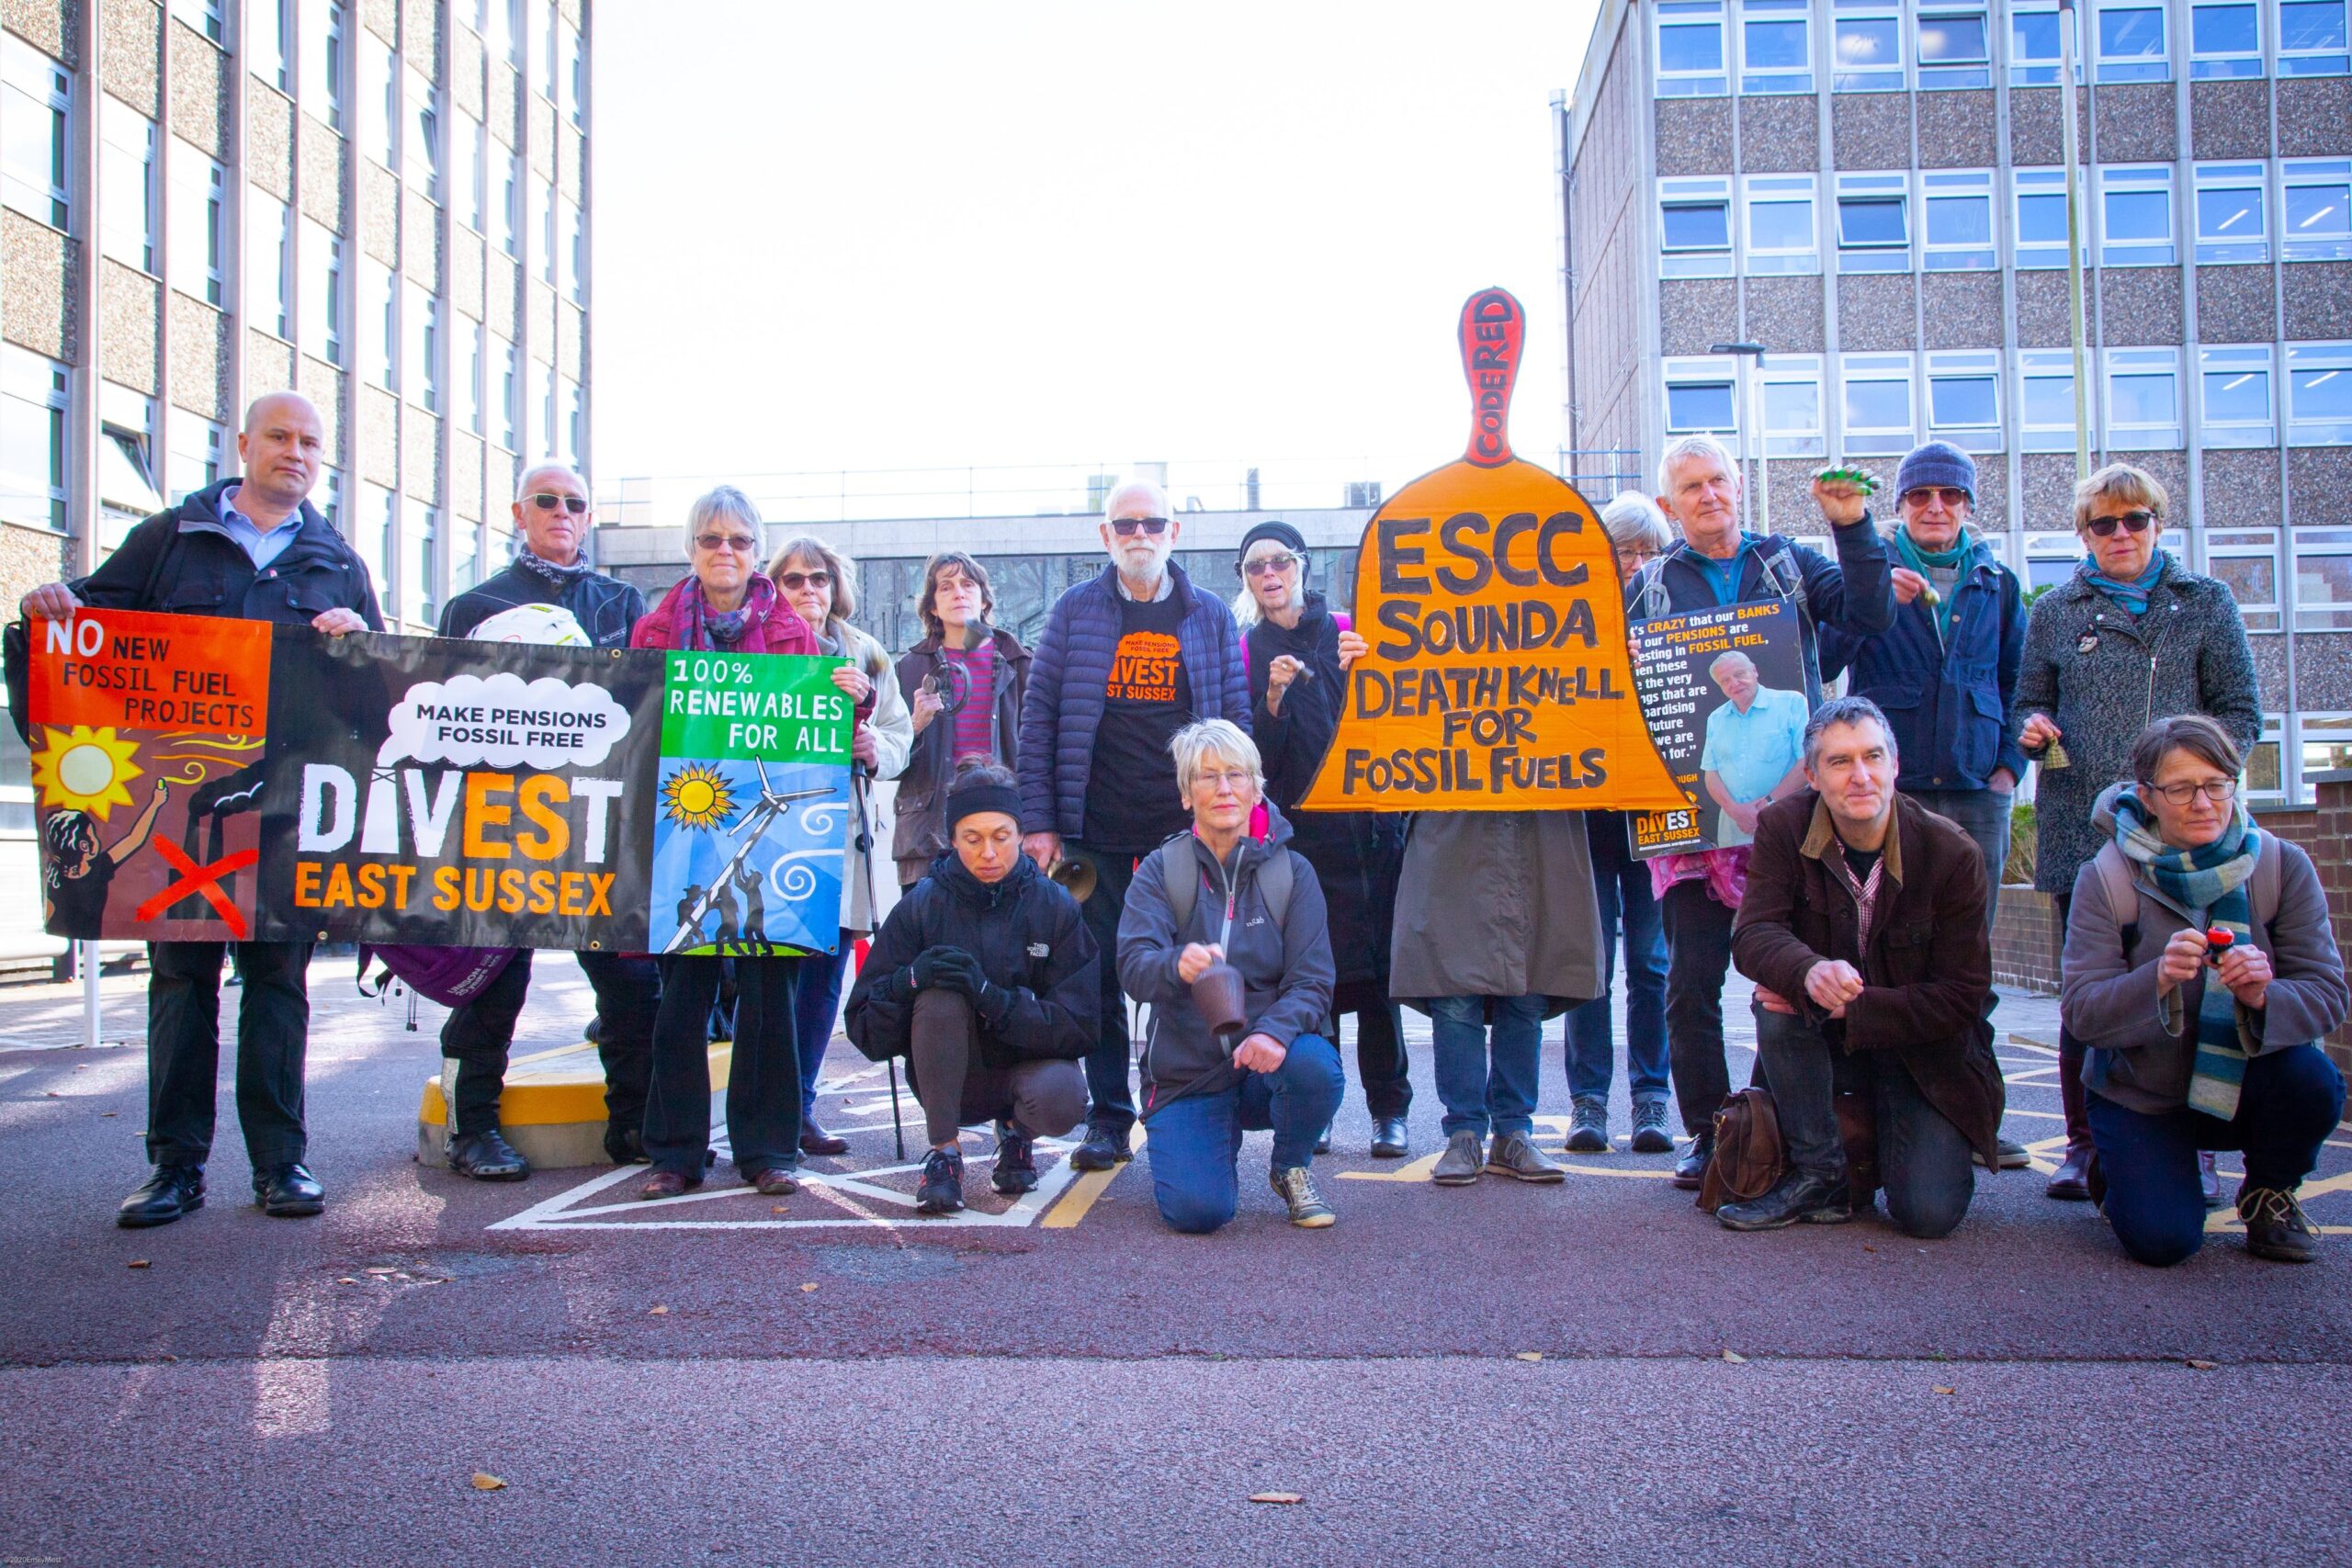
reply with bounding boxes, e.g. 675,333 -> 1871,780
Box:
1558,0 -> 2352,802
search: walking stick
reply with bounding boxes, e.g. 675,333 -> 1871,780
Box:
887,1057 -> 907,1160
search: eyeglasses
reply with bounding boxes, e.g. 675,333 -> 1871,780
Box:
1901,486 -> 1969,511
1111,516 -> 1170,537
776,570 -> 832,591
1195,768 -> 1254,793
694,533 -> 759,553
1239,553 -> 1302,579
1616,547 -> 1658,570
528,492 -> 589,514
2086,510 -> 2156,537
2149,777 -> 2237,806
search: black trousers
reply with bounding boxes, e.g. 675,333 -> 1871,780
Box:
1661,880 -> 1740,1136
644,953 -> 802,1179
1342,998 -> 1412,1120
437,949 -> 660,1137
1060,841 -> 1137,1139
145,940 -> 312,1170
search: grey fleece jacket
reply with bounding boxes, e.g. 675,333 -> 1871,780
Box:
2059,785 -> 2348,1115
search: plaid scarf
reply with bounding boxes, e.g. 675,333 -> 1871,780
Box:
2111,786 -> 2261,1119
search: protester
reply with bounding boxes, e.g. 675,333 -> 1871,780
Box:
2059,716 -> 2346,1266
844,765 -> 1096,1215
768,535 -> 913,1157
1117,721 -> 1340,1232
1628,434 -> 1895,1189
629,488 -> 820,1199
20,392 -> 380,1227
893,552 -> 1030,888
432,462 -> 658,1179
2014,464 -> 2261,1203
1818,440 -> 2033,1172
1019,479 -> 1250,1174
1563,492 -> 1677,1156
1232,521 -> 1410,1157
1726,698 -> 2005,1235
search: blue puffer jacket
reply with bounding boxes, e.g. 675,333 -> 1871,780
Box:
1624,519 -> 1894,705
1017,562 -> 1251,840
1819,533 -> 2027,793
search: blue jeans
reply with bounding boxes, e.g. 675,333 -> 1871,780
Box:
2086,1043 -> 2346,1268
1906,787 -> 2012,939
1146,1034 -> 1343,1235
1564,812 -> 1669,1106
1430,994 -> 1545,1138
792,936 -> 857,1122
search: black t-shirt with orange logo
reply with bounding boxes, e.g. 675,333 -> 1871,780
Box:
1081,592 -> 1195,852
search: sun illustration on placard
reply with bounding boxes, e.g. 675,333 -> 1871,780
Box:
662,762 -> 736,830
29,726 -> 143,820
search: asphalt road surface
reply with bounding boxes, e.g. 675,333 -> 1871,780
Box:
2,958 -> 2346,1566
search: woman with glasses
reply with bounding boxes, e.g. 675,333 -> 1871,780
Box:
767,534 -> 914,1158
2013,463 -> 2261,1204
1230,522 -> 1412,1157
892,552 -> 1031,889
629,487 -> 822,1201
2060,716 -> 2345,1265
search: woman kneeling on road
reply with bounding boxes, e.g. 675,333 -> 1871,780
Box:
1118,719 -> 1342,1233
2061,715 -> 2347,1267
844,765 -> 1097,1216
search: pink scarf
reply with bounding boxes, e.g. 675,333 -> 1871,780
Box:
631,572 -> 817,656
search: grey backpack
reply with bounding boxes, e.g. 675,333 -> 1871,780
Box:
1159,837 -> 1294,935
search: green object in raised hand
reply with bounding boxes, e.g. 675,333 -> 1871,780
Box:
1814,463 -> 1881,496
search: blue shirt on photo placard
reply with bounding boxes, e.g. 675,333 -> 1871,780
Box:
1700,684 -> 1810,805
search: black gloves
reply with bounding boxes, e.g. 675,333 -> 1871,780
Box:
910,945 -> 978,994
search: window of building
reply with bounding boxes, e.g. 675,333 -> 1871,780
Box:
492,330 -> 518,448
407,67 -> 440,203
2205,527 -> 2281,632
2098,164 -> 2177,265
359,30 -> 396,170
302,0 -> 346,131
167,413 -> 223,502
1740,0 -> 1813,90
99,99 -> 158,273
0,345 -> 67,533
2281,158 -> 2352,260
2193,162 -> 2268,264
1839,354 -> 1916,454
2245,716 -> 2286,800
169,146 -> 226,306
2278,0 -> 2350,74
301,219 -> 344,365
247,189 -> 293,340
2008,0 -> 2080,84
497,144 -> 522,257
540,359 -> 559,454
2292,529 -> 2352,629
1663,357 -> 1739,434
1658,177 -> 1734,276
532,178 -> 555,283
2,36 -> 71,230
168,0 -> 225,43
2103,347 -> 2183,447
1833,0 -> 1905,90
1917,6 -> 1991,85
558,196 -> 582,299
405,504 -> 437,626
532,0 -> 556,98
316,466 -> 343,529
458,315 -> 484,434
406,282 -> 439,412
2011,167 -> 2083,268
361,481 -> 395,615
2286,341 -> 2352,443
2016,349 -> 2082,452
1925,351 -> 2003,450
2199,344 -> 2276,446
1657,0 -> 1730,93
362,257 -> 396,391
2189,0 -> 2263,76
1922,169 -> 1996,269
1742,175 -> 1818,274
481,0 -> 520,62
558,376 -> 582,461
1760,355 -> 1826,457
2095,0 -> 2169,81
250,0 -> 292,93
2022,532 -> 2086,592
456,112 -> 484,232
525,355 -> 549,457
2295,713 -> 2352,783
1836,173 -> 1910,272
97,382 -> 163,551
450,514 -> 479,595
558,17 -> 584,124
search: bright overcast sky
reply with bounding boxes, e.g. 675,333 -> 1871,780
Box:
590,1 -> 1603,504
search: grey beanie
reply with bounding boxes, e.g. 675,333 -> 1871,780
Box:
1895,440 -> 1975,501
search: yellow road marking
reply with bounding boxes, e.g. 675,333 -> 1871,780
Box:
1039,1127 -> 1146,1229
1338,1153 -> 1441,1182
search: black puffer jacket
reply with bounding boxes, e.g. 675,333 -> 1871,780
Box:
439,558 -> 646,649
843,850 -> 1098,1072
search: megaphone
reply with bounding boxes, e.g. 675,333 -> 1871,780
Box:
1048,856 -> 1097,904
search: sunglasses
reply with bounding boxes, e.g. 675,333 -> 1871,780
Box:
2086,510 -> 2156,537
694,533 -> 759,553
1111,516 -> 1170,537
776,570 -> 832,591
1901,486 -> 1969,510
528,492 -> 589,514
1238,553 -> 1302,579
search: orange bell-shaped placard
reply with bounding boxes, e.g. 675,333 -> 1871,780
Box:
1297,287 -> 1687,815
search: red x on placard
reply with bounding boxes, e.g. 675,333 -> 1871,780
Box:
134,840 -> 259,940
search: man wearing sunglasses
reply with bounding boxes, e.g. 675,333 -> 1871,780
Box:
1817,442 -> 2033,1173
432,463 -> 660,1179
1018,479 -> 1252,1172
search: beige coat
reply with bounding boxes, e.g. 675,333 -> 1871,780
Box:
1388,810 -> 1604,1005
825,620 -> 911,934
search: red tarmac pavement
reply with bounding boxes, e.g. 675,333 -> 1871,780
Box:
2,959 -> 2347,1564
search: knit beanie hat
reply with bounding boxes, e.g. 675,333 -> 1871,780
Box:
1894,440 -> 1975,502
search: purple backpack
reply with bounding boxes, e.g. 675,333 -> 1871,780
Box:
359,944 -> 516,1009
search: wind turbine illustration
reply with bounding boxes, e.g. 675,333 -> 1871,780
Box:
662,759 -> 842,955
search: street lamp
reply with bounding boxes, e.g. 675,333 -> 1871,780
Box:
1712,341 -> 1771,536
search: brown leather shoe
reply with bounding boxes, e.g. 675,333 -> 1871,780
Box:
749,1167 -> 800,1196
2045,1144 -> 2094,1201
799,1122 -> 849,1157
639,1169 -> 700,1201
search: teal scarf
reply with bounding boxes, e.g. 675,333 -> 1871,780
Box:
2111,786 -> 2261,1119
1892,526 -> 1966,642
2084,552 -> 2169,617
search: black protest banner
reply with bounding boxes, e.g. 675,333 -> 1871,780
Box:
1627,600 -> 1810,858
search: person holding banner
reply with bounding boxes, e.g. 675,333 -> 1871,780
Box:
629,488 -> 821,1199
1019,479 -> 1251,1176
19,391 -> 381,1227
892,553 -> 1031,889
1627,434 -> 1894,1191
432,462 -> 660,1179
769,535 -> 913,1158
1232,522 -> 1411,1158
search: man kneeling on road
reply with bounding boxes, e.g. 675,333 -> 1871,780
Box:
1725,697 -> 2006,1235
